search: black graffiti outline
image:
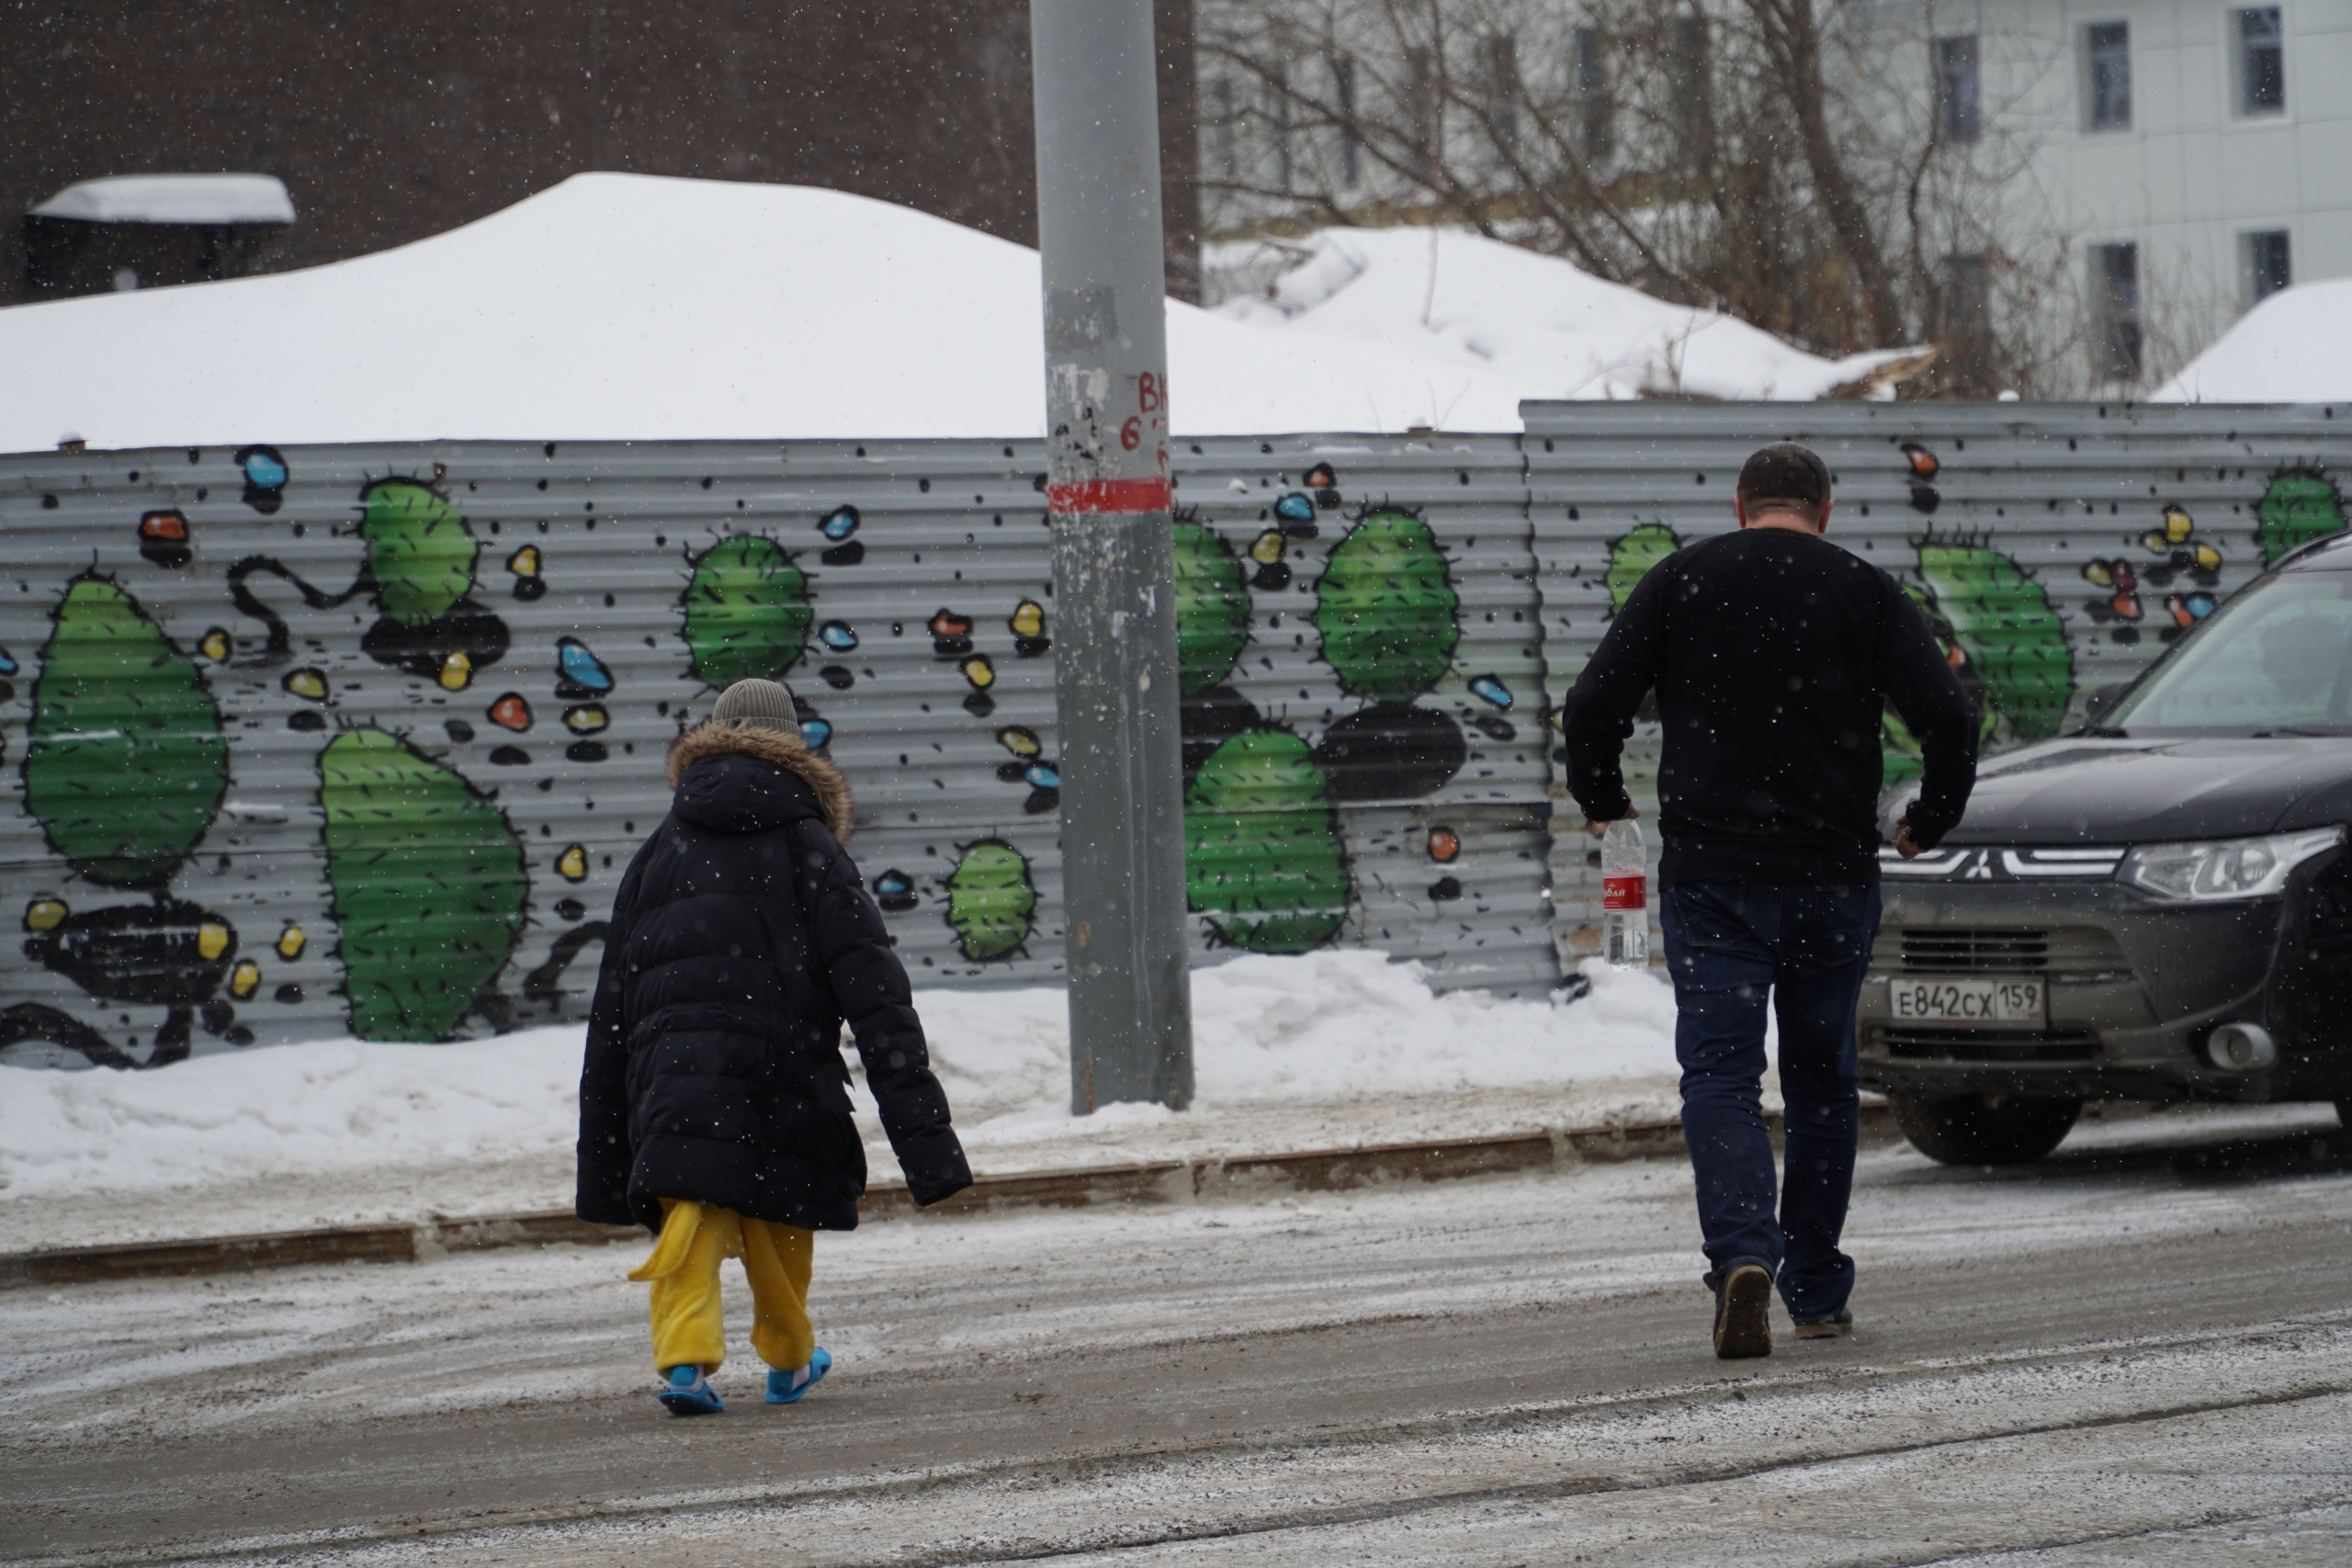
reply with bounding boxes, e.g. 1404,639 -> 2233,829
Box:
225,556 -> 372,665
0,1001 -> 140,1070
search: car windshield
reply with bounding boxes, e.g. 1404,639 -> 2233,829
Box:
2104,570 -> 2352,735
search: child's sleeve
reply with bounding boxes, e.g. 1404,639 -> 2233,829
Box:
797,824 -> 974,1207
575,860 -> 642,1226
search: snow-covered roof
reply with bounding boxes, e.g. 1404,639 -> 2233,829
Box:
28,174 -> 296,226
2152,279 -> 2352,403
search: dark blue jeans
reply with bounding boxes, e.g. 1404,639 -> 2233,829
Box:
1658,880 -> 1882,1322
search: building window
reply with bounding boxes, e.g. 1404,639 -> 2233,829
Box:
1943,252 -> 1996,390
2245,230 -> 2291,305
1670,12 -> 1711,163
1329,55 -> 1359,187
1406,46 -> 1439,176
2085,22 -> 2131,130
1574,27 -> 1614,159
2092,242 -> 2142,382
1486,34 -> 1520,157
1270,66 -> 1293,195
1946,253 -> 1991,337
1935,36 -> 1981,142
1211,76 -> 1238,182
2236,7 -> 2285,116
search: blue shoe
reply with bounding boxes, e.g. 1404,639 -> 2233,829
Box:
766,1348 -> 832,1404
657,1364 -> 724,1416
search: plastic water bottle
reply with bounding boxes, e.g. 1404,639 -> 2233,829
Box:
1602,818 -> 1649,968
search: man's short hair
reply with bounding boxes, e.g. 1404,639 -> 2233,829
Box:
1736,443 -> 1832,523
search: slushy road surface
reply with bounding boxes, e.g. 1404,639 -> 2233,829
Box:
6,1108 -> 2349,1565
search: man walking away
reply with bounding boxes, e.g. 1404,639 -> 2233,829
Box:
1561,444 -> 1977,1359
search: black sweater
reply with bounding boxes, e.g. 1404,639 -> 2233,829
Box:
1561,527 -> 1978,887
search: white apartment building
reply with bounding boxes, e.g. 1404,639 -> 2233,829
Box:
1907,0 -> 2352,388
1197,0 -> 2352,393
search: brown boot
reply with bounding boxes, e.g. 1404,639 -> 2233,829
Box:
1711,1261 -> 1774,1359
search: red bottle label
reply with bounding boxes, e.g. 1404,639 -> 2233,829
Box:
1602,874 -> 1646,911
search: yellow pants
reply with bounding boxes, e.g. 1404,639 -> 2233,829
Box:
628,1199 -> 815,1374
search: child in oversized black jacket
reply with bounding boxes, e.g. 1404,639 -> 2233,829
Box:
577,678 -> 971,1414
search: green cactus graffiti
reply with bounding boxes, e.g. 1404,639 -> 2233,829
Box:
1605,523 -> 1681,616
224,478 -> 510,685
682,536 -> 813,689
2255,469 -> 2346,565
1883,541 -> 2068,786
1917,537 -> 2073,744
945,840 -> 1035,962
319,728 -> 528,1042
1184,728 -> 1350,953
23,574 -> 228,887
1172,517 -> 1249,695
359,479 -> 481,627
1315,509 -> 1458,701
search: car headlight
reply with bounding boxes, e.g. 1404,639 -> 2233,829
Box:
2120,827 -> 2345,902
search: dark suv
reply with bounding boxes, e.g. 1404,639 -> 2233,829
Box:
1863,533 -> 2352,1164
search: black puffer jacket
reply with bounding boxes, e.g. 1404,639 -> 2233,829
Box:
576,723 -> 971,1231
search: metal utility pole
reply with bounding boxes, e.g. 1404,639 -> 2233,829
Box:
1030,0 -> 1195,1113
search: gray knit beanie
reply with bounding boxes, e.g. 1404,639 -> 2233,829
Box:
709,678 -> 800,737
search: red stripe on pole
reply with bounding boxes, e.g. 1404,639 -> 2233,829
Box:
1046,477 -> 1173,514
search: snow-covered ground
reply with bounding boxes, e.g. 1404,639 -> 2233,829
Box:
2153,276 -> 2352,403
0,950 -> 1682,1251
0,175 -> 1908,457
1205,229 -> 1917,404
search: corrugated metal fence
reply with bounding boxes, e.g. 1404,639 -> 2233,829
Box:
2,403 -> 2346,1066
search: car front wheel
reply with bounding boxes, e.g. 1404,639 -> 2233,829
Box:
1888,1093 -> 2084,1167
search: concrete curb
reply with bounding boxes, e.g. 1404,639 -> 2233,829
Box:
1,1106 -> 1894,1290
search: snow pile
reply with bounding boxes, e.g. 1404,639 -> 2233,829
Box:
0,175 -> 1923,457
2152,279 -> 2352,403
0,1023 -> 587,1204
1207,228 -> 1917,404
914,950 -> 1678,1142
0,174 -> 1528,454
0,951 -> 1677,1202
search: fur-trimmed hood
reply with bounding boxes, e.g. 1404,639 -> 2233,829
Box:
665,721 -> 854,840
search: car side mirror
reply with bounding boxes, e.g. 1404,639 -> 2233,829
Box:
2083,682 -> 2131,726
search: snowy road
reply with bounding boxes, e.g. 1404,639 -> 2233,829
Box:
6,1109 -> 2350,1566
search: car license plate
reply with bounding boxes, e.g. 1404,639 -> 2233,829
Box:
1888,975 -> 2045,1025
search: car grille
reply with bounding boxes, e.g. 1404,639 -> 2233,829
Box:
1881,1028 -> 2101,1064
1875,926 -> 2133,981
1880,846 -> 2127,880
